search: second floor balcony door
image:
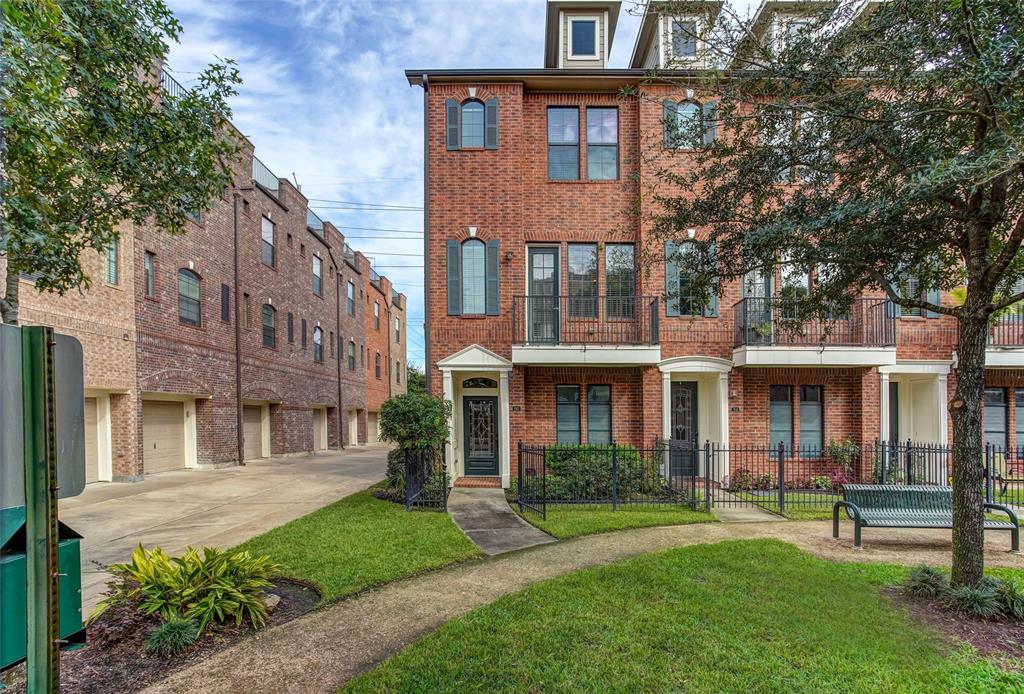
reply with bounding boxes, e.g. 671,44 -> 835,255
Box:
529,247 -> 559,343
741,269 -> 772,345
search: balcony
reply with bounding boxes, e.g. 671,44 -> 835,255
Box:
343,243 -> 357,267
511,295 -> 661,365
732,297 -> 896,367
985,311 -> 1024,367
369,267 -> 382,291
252,156 -> 280,199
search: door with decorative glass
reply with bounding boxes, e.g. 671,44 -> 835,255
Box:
463,396 -> 499,476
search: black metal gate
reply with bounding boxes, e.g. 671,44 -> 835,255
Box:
404,446 -> 449,511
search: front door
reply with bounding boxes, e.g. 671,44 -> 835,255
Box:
742,269 -> 772,345
670,381 -> 698,444
464,396 -> 499,476
528,247 -> 559,343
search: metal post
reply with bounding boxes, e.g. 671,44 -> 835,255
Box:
986,443 -> 994,504
777,441 -> 785,515
404,449 -> 411,511
611,441 -> 618,512
22,326 -> 60,693
704,440 -> 711,513
905,438 -> 914,485
541,445 -> 547,521
517,440 -> 523,512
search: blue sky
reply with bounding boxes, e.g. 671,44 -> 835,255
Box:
164,0 -> 757,368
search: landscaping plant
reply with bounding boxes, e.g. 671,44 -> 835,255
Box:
902,565 -> 949,599
91,544 -> 281,634
942,585 -> 1002,620
378,393 -> 451,451
145,616 -> 198,657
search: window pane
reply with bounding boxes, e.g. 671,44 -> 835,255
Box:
675,244 -> 705,316
571,19 -> 596,56
900,276 -> 923,317
587,385 -> 611,445
106,240 -> 119,284
799,385 -> 823,455
548,145 -> 579,180
313,328 -> 323,363
461,240 -> 486,315
548,108 -> 579,144
221,284 -> 230,321
178,270 -> 201,326
261,217 -> 275,266
586,108 -> 617,144
587,144 -> 617,180
769,385 -> 792,451
461,101 -> 485,148
556,385 -> 581,445
985,387 -> 1007,450
605,244 -> 635,319
568,244 -> 597,318
672,19 -> 697,57
262,305 -> 276,348
313,256 -> 322,295
672,102 -> 701,149
144,252 -> 155,297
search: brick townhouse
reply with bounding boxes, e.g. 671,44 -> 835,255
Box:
408,0 -> 1024,488
4,75 -> 406,483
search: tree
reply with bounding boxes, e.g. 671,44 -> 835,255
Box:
379,393 -> 451,452
641,0 -> 1024,586
406,362 -> 427,395
0,0 -> 240,324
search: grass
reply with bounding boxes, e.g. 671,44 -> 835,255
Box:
236,488 -> 479,604
732,491 -> 841,520
513,502 -> 716,539
343,540 -> 1024,694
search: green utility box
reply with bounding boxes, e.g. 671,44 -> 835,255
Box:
0,506 -> 86,672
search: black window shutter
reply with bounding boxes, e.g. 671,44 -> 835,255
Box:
287,312 -> 294,342
301,318 -> 307,347
702,102 -> 717,146
665,241 -> 680,316
485,240 -> 500,315
220,284 -> 230,321
663,100 -> 676,148
447,239 -> 462,315
704,241 -> 719,317
485,98 -> 499,149
446,99 -> 460,151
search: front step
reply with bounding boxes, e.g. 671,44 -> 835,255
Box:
453,476 -> 501,488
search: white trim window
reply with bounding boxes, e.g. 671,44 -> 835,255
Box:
669,17 -> 699,62
568,16 -> 599,59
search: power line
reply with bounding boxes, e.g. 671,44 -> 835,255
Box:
330,225 -> 423,234
363,252 -> 423,257
343,235 -> 424,240
308,198 -> 423,211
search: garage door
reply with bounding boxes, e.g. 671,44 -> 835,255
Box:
142,401 -> 185,474
367,412 -> 378,443
348,409 -> 358,446
243,405 -> 263,460
313,409 -> 325,451
84,397 -> 99,483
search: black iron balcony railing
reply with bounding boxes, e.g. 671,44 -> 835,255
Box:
512,295 -> 659,346
989,311 -> 1024,347
733,297 -> 895,348
252,156 -> 280,198
159,70 -> 187,100
343,243 -> 357,266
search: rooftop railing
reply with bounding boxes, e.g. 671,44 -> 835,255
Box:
370,267 -> 382,290
159,70 -> 187,101
252,156 -> 280,198
343,243 -> 357,266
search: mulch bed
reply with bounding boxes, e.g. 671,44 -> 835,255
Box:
886,587 -> 1024,666
0,579 -> 319,694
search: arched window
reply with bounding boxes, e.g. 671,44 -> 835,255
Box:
347,340 -> 356,370
374,352 -> 381,379
461,239 -> 486,315
262,304 -> 276,348
461,100 -> 484,148
178,269 -> 201,326
312,326 -> 323,363
463,377 -> 497,389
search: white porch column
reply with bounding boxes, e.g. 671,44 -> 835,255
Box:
499,371 -> 511,488
879,371 -> 891,443
717,372 -> 730,448
936,373 -> 949,446
662,372 -> 672,439
442,370 -> 456,482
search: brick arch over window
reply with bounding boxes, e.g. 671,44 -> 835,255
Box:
140,368 -> 212,395
445,96 -> 498,150
446,237 -> 500,316
242,384 -> 285,403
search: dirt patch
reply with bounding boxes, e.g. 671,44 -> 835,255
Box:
886,587 -> 1024,665
0,579 -> 318,694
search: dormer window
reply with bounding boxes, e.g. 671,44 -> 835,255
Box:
670,18 -> 698,60
446,98 -> 499,150
569,18 -> 598,57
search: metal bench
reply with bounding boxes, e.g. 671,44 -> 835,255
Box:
832,484 -> 1020,551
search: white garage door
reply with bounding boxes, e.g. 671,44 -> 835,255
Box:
84,397 -> 99,483
313,409 -> 325,451
348,409 -> 358,446
142,401 -> 185,474
367,412 -> 379,443
243,405 -> 263,460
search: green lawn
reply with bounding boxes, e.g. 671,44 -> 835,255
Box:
344,540 -> 1024,693
513,502 -> 716,539
236,489 -> 479,604
731,491 -> 841,520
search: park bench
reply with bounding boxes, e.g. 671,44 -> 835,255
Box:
832,484 -> 1019,551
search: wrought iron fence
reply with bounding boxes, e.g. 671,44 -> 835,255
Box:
516,441 -> 702,519
987,445 -> 1024,505
989,311 -> 1024,347
512,296 -> 660,346
404,447 -> 448,511
733,297 -> 895,348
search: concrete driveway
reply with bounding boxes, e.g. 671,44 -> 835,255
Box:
59,446 -> 390,610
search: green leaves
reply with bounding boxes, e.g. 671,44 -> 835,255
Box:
379,393 -> 453,451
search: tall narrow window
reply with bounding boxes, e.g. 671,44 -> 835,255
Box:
900,276 -> 924,317
243,293 -> 250,329
396,361 -> 401,384
548,107 -> 579,180
177,269 -> 201,326
671,19 -> 698,59
312,256 -> 322,296
556,385 -> 581,445
261,216 -> 275,267
461,239 -> 486,315
313,326 -> 323,363
330,331 -> 334,357
144,251 -> 156,297
568,244 -> 598,317
395,317 -> 401,343
461,100 -> 484,148
374,301 -> 380,330
220,284 -> 230,321
985,388 -> 1008,451
106,239 -> 119,285
666,102 -> 701,149
347,341 -> 355,370
287,312 -> 294,342
347,280 -> 355,314
605,243 -> 635,319
586,108 -> 618,180
769,385 -> 793,451
262,305 -> 276,348
374,352 -> 381,379
301,318 -> 307,348
799,385 -> 823,455
587,385 -> 612,444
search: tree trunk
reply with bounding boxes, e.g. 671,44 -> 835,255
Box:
0,269 -> 19,325
949,313 -> 988,587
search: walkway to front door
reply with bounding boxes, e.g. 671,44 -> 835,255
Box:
447,487 -> 554,555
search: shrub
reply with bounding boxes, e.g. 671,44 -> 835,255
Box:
996,580 -> 1024,619
91,545 -> 281,634
809,475 -> 833,491
942,585 -> 1003,619
824,437 -> 860,476
728,468 -> 755,491
146,617 -> 198,657
903,565 -> 949,598
379,393 -> 451,451
381,448 -> 406,501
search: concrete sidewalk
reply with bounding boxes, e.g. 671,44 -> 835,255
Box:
147,520 -> 1024,694
447,487 -> 555,554
60,446 -> 390,610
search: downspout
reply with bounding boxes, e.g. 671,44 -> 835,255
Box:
386,298 -> 393,399
328,245 -> 345,449
232,190 -> 246,466
420,73 -> 431,393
